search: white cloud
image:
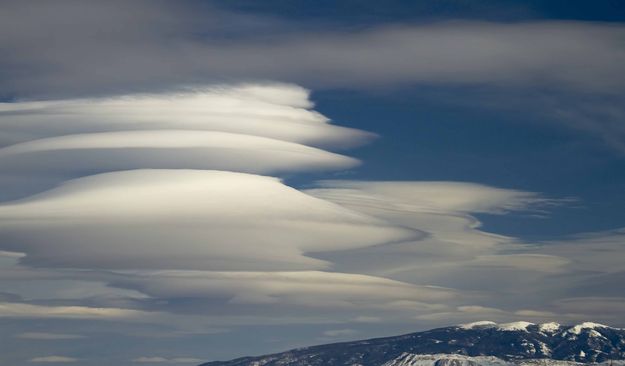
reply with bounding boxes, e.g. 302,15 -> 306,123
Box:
0,302 -> 155,320
469,254 -> 570,273
0,77 -> 621,347
353,316 -> 381,323
0,83 -> 372,205
109,270 -> 456,309
0,250 -> 24,258
0,84 -> 372,195
16,332 -> 85,340
0,2 -> 623,355
133,357 -> 204,364
0,169 -> 414,270
456,306 -> 506,315
309,180 -> 552,215
29,356 -> 78,363
133,357 -> 169,363
301,180 -> 614,325
514,310 -> 557,318
2,2 -> 625,96
169,358 -> 204,364
305,181 -> 549,280
0,84 -> 372,149
538,229 -> 625,273
2,2 -> 624,152
322,328 -> 357,337
0,130 -> 359,175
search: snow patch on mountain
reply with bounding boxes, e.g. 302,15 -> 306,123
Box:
383,353 -> 508,366
539,323 -> 562,333
382,354 -> 625,366
497,322 -> 535,332
459,321 -> 498,330
537,340 -> 552,356
588,330 -> 607,339
567,323 -> 612,335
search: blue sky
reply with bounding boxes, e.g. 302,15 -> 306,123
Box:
1,1 -> 625,365
311,86 -> 625,238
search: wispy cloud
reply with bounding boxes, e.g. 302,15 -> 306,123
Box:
2,2 -> 624,152
29,356 -> 78,363
2,1 -> 625,97
17,332 -> 85,340
322,328 -> 358,337
133,356 -> 203,364
0,302 -> 153,320
133,357 -> 170,363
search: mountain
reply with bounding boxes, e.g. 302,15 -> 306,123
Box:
199,321 -> 625,366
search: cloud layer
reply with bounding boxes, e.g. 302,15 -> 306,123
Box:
2,0 -> 625,155
29,356 -> 78,363
0,83 -> 372,203
0,130 -> 359,174
2,1 -> 625,96
0,169 -> 412,270
1,2 -> 624,365
0,81 -> 623,364
0,84 -> 373,148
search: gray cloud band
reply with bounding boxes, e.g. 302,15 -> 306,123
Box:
2,1 -> 625,96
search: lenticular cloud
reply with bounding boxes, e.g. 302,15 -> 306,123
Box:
0,83 -> 571,325
0,169 -> 413,270
0,130 -> 359,174
0,83 -> 411,271
0,83 -> 370,177
0,83 -> 373,149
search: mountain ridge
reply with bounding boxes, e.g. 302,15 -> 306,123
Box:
199,321 -> 625,366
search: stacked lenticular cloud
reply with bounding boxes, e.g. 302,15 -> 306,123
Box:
0,83 -> 415,272
0,84 -> 372,176
0,83 -> 578,326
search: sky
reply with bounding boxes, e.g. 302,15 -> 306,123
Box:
1,0 -> 625,365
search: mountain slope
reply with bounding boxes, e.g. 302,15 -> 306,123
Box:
199,322 -> 625,366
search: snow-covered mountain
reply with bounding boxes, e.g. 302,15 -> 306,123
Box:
199,321 -> 625,366
382,354 -> 624,366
